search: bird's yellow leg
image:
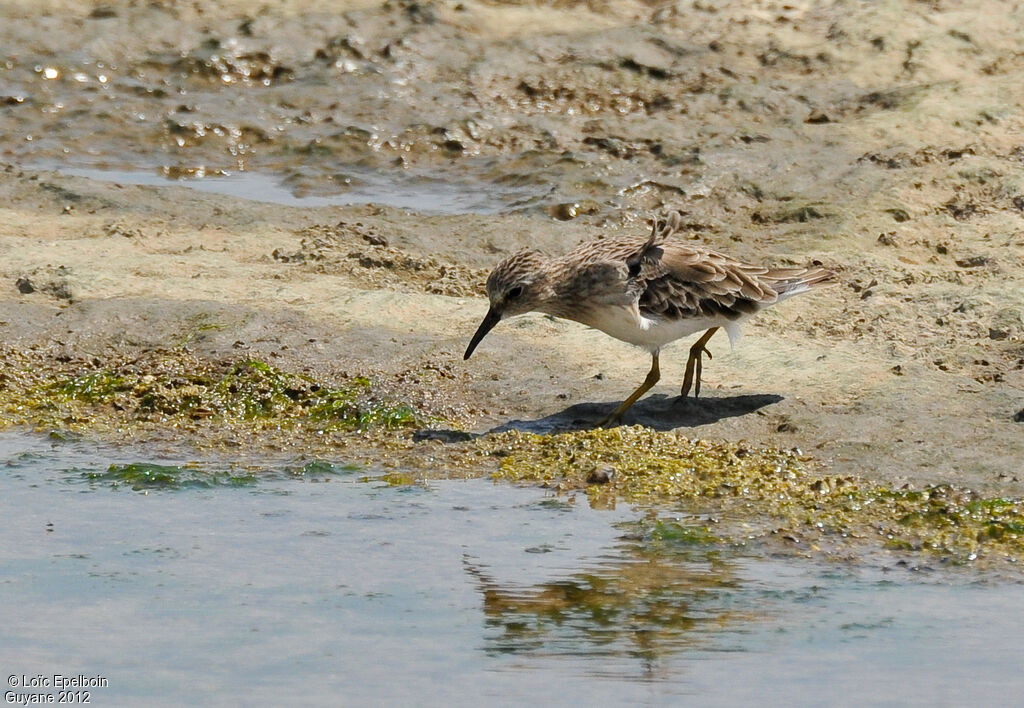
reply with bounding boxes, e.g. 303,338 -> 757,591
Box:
681,327 -> 719,398
598,353 -> 660,427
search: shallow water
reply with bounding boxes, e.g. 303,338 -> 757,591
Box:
44,163 -> 547,214
2,430 -> 1023,707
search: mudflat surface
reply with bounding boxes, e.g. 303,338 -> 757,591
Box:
1,0 -> 1023,495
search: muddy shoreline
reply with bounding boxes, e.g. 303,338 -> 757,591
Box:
2,0 -> 1024,563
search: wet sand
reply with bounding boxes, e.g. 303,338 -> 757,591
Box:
2,0 -> 1023,503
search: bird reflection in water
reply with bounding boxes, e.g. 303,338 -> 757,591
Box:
465,517 -> 761,681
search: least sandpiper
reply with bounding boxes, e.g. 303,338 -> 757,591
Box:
464,211 -> 835,425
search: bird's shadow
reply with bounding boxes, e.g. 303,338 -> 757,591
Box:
489,392 -> 783,435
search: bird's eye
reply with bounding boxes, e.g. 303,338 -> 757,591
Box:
507,285 -> 524,300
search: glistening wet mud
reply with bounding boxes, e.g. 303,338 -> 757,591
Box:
4,0 -> 1023,497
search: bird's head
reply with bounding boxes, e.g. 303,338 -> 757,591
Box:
464,250 -> 551,360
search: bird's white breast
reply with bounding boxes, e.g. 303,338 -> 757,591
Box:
579,304 -> 743,352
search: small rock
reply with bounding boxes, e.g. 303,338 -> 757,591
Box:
777,421 -> 798,433
587,466 -> 614,485
412,429 -> 476,443
1013,408 -> 1024,423
877,232 -> 898,246
955,255 -> 989,268
805,109 -> 832,124
361,233 -> 388,247
990,308 -> 1023,340
548,200 -> 600,221
549,202 -> 578,221
16,276 -> 34,294
50,282 -> 73,300
271,248 -> 304,263
104,220 -> 143,239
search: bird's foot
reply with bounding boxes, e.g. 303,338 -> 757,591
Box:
681,328 -> 719,398
680,345 -> 711,398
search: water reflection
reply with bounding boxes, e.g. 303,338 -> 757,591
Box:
5,431 -> 1024,706
469,518 -> 752,681
40,162 -> 550,214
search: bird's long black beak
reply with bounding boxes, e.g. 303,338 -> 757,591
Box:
464,307 -> 501,360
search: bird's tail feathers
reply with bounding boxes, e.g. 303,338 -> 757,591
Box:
767,266 -> 836,299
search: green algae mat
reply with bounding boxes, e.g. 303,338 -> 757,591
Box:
3,347 -> 1023,566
